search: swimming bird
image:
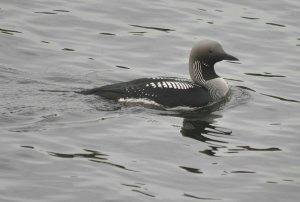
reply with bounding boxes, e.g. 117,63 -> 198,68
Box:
81,40 -> 238,108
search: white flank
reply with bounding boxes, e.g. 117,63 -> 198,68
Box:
118,98 -> 202,111
166,106 -> 201,111
118,98 -> 161,106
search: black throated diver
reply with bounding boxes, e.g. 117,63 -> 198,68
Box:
82,40 -> 238,107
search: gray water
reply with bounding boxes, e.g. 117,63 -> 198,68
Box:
1,0 -> 300,201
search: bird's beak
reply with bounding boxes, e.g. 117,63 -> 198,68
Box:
222,52 -> 239,61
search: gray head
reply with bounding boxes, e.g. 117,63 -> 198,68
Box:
189,40 -> 238,84
189,40 -> 238,66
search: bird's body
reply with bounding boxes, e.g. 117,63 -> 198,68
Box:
81,40 -> 238,108
83,77 -> 211,107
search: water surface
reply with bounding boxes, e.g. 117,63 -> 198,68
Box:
0,0 -> 300,201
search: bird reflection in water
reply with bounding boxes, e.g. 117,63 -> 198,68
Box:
181,115 -> 231,144
177,110 -> 232,157
177,110 -> 280,156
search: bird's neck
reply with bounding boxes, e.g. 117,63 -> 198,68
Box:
189,60 -> 229,100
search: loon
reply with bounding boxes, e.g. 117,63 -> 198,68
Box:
82,40 -> 238,108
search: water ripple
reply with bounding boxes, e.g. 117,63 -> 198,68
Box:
266,22 -> 286,27
245,72 -> 285,78
180,166 -> 203,174
130,24 -> 175,32
241,16 -> 260,20
183,193 -> 220,201
34,11 -> 57,15
260,93 -> 300,103
0,28 -> 22,35
48,149 -> 138,172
